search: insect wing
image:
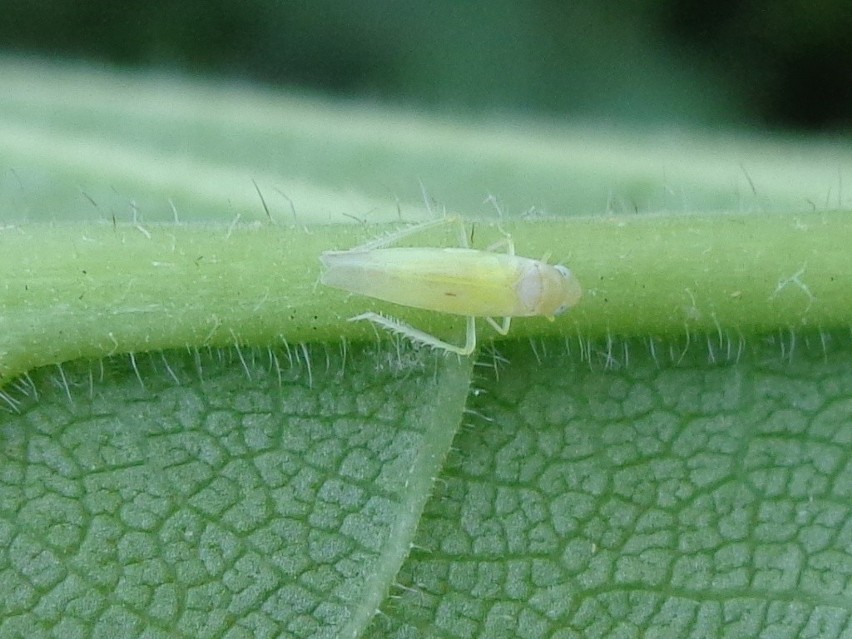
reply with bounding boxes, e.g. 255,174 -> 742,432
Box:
321,248 -> 523,317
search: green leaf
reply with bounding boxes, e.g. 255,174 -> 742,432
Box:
374,336 -> 852,638
1,347 -> 472,638
1,58 -> 851,638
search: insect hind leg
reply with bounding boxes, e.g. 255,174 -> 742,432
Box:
349,312 -> 476,356
350,216 -> 468,252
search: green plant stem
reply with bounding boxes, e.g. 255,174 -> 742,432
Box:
1,210 -> 850,383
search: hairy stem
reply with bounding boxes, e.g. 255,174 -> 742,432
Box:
1,210 -> 849,383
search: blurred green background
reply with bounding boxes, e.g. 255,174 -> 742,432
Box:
2,0 -> 850,131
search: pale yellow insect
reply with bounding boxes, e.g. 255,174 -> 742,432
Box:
320,217 -> 582,355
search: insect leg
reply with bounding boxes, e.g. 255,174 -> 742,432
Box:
485,316 -> 512,336
485,233 -> 515,256
479,198 -> 514,253
346,216 -> 467,252
349,312 -> 476,356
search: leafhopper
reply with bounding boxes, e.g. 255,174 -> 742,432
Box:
320,217 -> 582,355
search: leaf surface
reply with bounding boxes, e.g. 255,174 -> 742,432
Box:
1,57 -> 851,638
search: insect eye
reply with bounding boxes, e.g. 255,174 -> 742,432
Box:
552,264 -> 581,316
554,265 -> 572,278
